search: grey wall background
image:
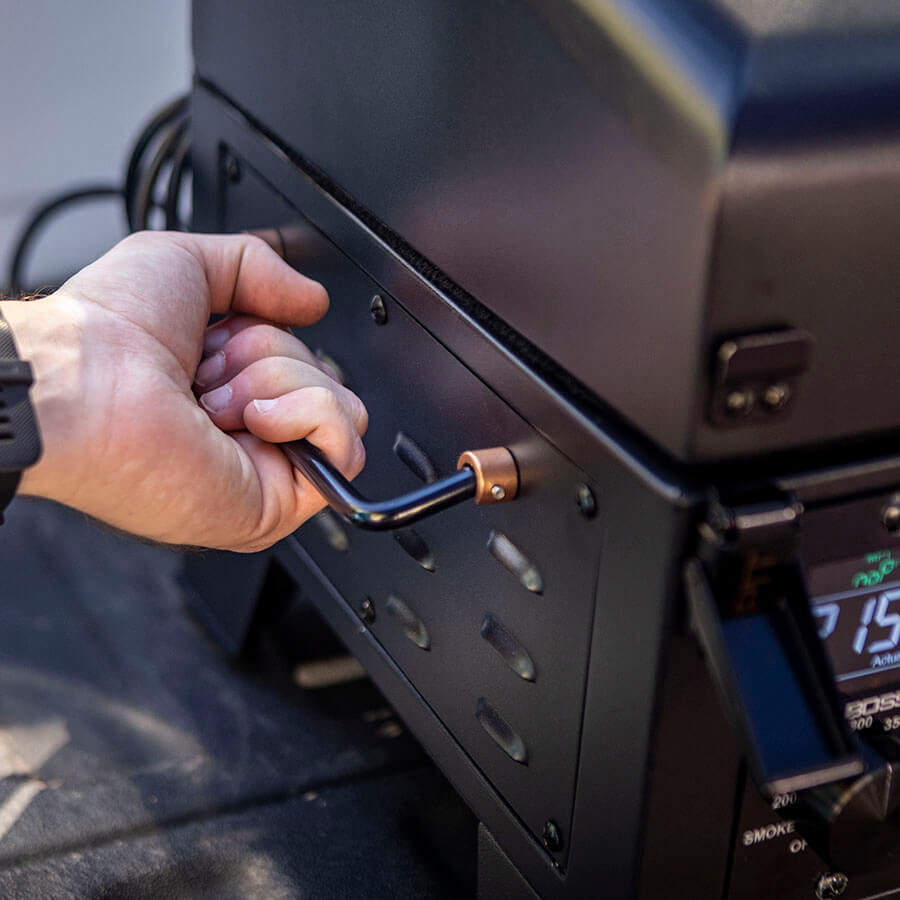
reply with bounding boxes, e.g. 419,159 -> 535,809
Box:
0,0 -> 191,292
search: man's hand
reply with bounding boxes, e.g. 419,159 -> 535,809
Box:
0,231 -> 367,551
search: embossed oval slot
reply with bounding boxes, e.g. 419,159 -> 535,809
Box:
312,509 -> 349,553
313,348 -> 348,387
476,697 -> 528,765
480,613 -> 536,682
393,432 -> 438,483
487,531 -> 544,594
394,528 -> 436,572
386,593 -> 431,650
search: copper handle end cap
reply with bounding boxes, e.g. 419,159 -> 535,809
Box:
457,447 -> 519,504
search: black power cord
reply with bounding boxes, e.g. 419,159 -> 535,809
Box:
124,94 -> 189,232
133,117 -> 189,231
164,128 -> 193,231
6,186 -> 122,296
5,93 -> 192,295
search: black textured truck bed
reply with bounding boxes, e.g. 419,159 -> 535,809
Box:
0,498 -> 471,899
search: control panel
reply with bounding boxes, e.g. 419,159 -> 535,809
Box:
724,490 -> 900,900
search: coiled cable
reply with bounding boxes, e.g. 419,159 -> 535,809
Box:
5,93 -> 192,294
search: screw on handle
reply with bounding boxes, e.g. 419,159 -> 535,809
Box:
282,440 -> 518,531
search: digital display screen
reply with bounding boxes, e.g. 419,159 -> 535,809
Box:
810,549 -> 900,685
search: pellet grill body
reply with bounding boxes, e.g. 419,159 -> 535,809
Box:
188,3 -> 900,897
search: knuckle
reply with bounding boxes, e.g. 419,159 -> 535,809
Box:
233,323 -> 278,357
232,357 -> 276,394
255,354 -> 293,381
348,438 -> 367,477
127,229 -> 168,247
347,393 -> 369,434
118,230 -> 153,252
305,384 -> 341,412
244,233 -> 271,255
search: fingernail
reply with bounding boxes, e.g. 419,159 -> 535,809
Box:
203,327 -> 229,354
194,351 -> 226,387
200,384 -> 232,413
253,398 -> 278,413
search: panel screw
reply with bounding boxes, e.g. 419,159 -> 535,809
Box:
575,484 -> 596,519
541,819 -> 563,852
762,382 -> 791,411
370,294 -> 388,325
815,872 -> 848,899
358,597 -> 376,624
883,504 -> 900,534
224,154 -> 242,184
490,484 -> 506,500
724,389 -> 755,417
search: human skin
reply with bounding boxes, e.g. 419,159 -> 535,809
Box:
0,231 -> 368,552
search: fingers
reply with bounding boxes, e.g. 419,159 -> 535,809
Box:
201,315 -> 290,357
245,387 -> 367,480
195,318 -> 338,389
198,355 -> 368,437
182,232 -> 330,327
226,430 -> 344,550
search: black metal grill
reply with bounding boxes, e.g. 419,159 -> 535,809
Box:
187,3 -> 900,897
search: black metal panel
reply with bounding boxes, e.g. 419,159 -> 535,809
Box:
180,548 -> 273,655
562,473 -> 691,897
193,0 -> 900,464
478,823 -> 542,900
635,635 -> 742,900
192,0 -> 732,459
219,155 -> 603,863
190,86 -> 695,504
694,138 -> 900,460
192,89 -> 700,897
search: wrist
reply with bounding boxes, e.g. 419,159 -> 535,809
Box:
0,294 -> 86,503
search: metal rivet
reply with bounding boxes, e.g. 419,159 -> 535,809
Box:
725,389 -> 755,417
490,484 -> 506,501
575,484 -> 596,519
883,504 -> 900,534
370,294 -> 388,325
358,597 -> 376,624
815,872 -> 848,899
224,155 -> 242,184
541,819 -> 563,852
762,382 -> 791,411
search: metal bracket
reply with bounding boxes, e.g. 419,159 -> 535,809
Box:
709,328 -> 813,426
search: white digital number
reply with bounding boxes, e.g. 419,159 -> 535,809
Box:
853,597 -> 877,655
813,602 -> 840,640
853,589 -> 900,655
868,589 -> 900,653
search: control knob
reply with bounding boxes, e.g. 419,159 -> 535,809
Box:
794,734 -> 900,873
